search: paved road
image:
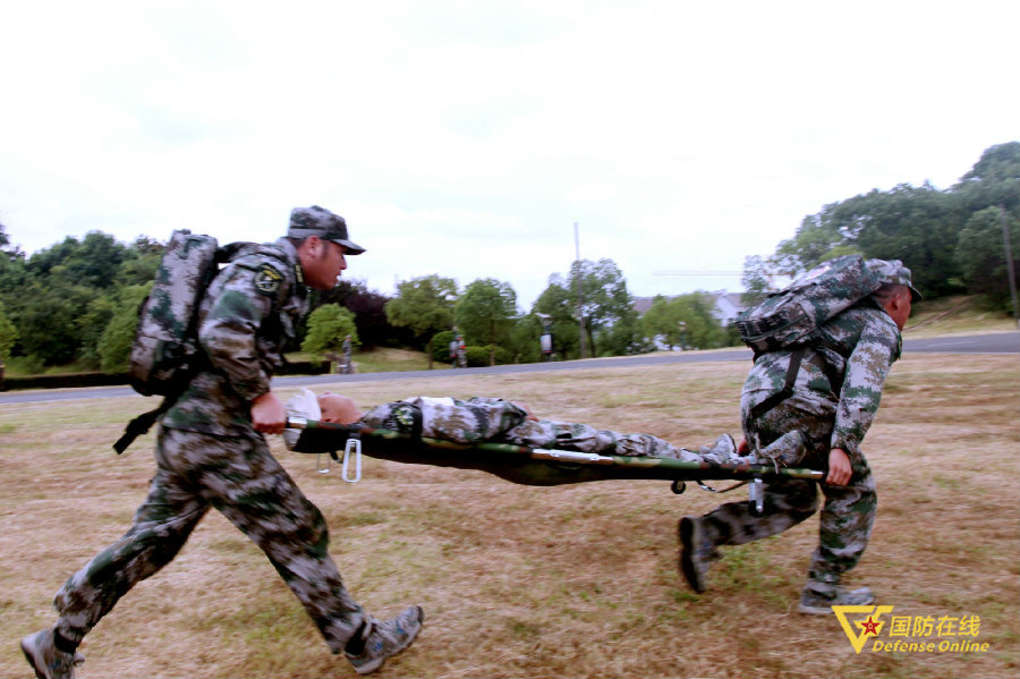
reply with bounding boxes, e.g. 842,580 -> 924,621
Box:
2,331 -> 1017,405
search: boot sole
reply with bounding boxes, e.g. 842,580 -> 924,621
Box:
678,517 -> 706,593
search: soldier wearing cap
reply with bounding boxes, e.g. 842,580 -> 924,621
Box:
21,206 -> 423,679
679,259 -> 919,613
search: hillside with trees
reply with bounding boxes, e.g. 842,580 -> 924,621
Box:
743,142 -> 1020,309
0,142 -> 1015,379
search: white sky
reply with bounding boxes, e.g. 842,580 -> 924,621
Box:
1,1 -> 1017,309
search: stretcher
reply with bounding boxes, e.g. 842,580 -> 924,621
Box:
285,418 -> 825,512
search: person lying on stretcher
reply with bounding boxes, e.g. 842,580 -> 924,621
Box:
283,388 -> 751,465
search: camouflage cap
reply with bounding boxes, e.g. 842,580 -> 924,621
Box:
288,205 -> 365,255
867,258 -> 922,301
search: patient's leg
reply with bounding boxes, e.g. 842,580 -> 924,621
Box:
501,420 -> 743,463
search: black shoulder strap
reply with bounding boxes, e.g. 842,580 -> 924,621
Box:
113,396 -> 174,454
749,347 -> 805,421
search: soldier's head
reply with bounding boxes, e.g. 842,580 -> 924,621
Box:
287,205 -> 365,290
874,284 -> 912,330
868,259 -> 921,331
318,392 -> 363,424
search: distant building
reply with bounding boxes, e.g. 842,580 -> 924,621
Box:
711,292 -> 745,325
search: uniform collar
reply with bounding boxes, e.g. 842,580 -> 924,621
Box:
274,237 -> 306,291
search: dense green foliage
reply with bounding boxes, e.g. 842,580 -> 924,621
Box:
301,304 -> 359,356
640,293 -> 733,350
97,284 -> 150,371
454,278 -> 517,347
754,142 -> 1020,311
0,301 -> 17,362
533,258 -> 643,358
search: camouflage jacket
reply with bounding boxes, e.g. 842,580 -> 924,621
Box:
360,397 -> 529,443
741,300 -> 902,464
162,238 -> 308,436
358,396 -> 701,460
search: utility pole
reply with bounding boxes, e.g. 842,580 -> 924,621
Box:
1001,205 -> 1019,329
574,222 -> 587,359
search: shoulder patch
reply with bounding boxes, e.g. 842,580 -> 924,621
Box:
254,263 -> 284,296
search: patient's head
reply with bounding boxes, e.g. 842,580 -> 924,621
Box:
318,392 -> 363,424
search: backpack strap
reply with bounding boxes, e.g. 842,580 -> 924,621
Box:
113,396 -> 174,453
749,347 -> 805,422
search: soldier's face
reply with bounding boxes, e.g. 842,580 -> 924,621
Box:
303,240 -> 347,290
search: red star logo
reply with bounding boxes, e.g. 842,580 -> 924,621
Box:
860,617 -> 881,636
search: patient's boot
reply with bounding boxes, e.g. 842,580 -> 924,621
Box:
677,434 -> 739,464
697,434 -> 738,464
678,516 -> 719,593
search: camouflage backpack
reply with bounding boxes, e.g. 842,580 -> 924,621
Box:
129,230 -> 221,397
115,230 -> 251,452
734,255 -> 884,355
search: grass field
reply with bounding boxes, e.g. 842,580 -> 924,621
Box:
2,353 -> 1018,678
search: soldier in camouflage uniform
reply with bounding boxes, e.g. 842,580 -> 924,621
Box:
679,260 -> 919,613
21,206 -> 423,679
289,390 -> 748,465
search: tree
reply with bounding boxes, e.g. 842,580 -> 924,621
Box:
508,314 -> 543,363
639,293 -> 728,350
740,255 -> 778,306
384,274 -> 458,368
955,206 -> 1020,307
454,278 -> 518,347
574,259 -> 638,355
533,277 -> 580,358
640,295 -> 688,350
16,283 -> 95,365
317,278 -> 407,349
430,329 -> 456,364
77,295 -> 117,369
385,274 -> 458,342
301,304 -> 359,356
0,301 -> 17,362
27,231 -> 127,290
98,285 -> 150,371
116,236 -> 166,287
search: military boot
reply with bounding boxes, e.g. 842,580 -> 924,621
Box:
20,629 -> 84,679
678,516 -> 719,593
696,434 -> 737,464
798,586 -> 875,614
345,605 -> 424,675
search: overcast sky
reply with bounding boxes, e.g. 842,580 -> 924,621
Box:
1,1 -> 1017,309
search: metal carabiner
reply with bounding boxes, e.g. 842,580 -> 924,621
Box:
341,437 -> 362,483
748,477 -> 765,515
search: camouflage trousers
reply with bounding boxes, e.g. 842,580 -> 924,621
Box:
500,419 -> 740,464
52,427 -> 364,652
698,399 -> 877,593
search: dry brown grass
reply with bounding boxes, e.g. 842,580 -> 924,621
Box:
2,354 -> 1018,678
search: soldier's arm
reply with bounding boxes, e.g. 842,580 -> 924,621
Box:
830,314 -> 901,465
198,261 -> 285,407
